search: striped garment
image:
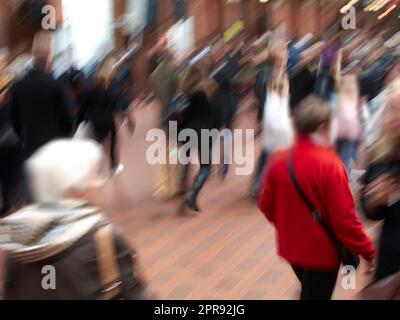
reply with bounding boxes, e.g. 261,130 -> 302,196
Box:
0,200 -> 107,264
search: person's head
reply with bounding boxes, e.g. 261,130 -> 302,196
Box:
26,139 -> 107,205
179,61 -> 218,100
95,54 -> 117,88
179,64 -> 203,97
31,31 -> 53,71
293,96 -> 333,146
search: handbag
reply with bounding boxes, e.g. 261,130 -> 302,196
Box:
94,224 -> 151,300
362,272 -> 400,300
287,153 -> 361,269
263,90 -> 294,153
94,224 -> 123,300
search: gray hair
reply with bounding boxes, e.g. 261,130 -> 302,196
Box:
26,139 -> 103,203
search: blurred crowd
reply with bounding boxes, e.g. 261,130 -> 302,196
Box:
0,0 -> 399,300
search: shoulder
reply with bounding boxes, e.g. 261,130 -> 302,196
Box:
315,147 -> 348,178
266,150 -> 289,175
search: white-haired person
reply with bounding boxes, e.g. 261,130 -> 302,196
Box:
0,139 -> 150,300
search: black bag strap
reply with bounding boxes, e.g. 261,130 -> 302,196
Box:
287,153 -> 341,248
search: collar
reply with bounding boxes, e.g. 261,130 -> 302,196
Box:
38,199 -> 89,210
295,134 -> 335,151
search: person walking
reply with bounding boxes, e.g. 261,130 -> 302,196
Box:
0,139 -> 151,300
259,96 -> 376,300
362,81 -> 400,281
77,55 -> 124,176
9,31 -> 73,161
0,54 -> 20,217
335,74 -> 362,176
178,62 -> 221,213
149,50 -> 182,200
252,41 -> 293,198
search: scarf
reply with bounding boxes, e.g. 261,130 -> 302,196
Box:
0,200 -> 107,264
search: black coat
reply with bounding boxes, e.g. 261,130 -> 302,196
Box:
10,69 -> 73,159
212,51 -> 243,128
288,65 -> 316,111
77,87 -> 120,130
362,160 -> 400,280
179,91 -> 220,136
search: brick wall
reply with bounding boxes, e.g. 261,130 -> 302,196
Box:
113,0 -> 345,91
188,0 -> 220,47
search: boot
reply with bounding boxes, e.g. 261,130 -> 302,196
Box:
185,169 -> 211,212
220,164 -> 229,181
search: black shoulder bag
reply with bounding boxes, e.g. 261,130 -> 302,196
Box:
288,154 -> 360,269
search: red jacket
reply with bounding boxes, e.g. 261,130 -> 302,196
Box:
259,135 -> 376,271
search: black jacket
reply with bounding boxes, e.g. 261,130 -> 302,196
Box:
362,160 -> 400,280
212,51 -> 243,128
10,69 -> 73,159
254,65 -> 273,122
179,91 -> 220,136
288,65 -> 316,111
77,87 -> 120,129
4,224 -> 149,300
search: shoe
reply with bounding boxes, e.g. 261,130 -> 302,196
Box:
250,189 -> 259,200
112,164 -> 125,177
185,192 -> 200,212
220,164 -> 229,181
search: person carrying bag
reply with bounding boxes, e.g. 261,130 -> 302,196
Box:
262,42 -> 294,154
288,153 -> 360,269
259,96 -> 376,300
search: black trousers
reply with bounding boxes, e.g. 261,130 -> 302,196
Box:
376,241 -> 400,281
292,266 -> 339,300
180,138 -> 213,195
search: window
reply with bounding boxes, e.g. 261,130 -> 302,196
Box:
60,0 -> 114,68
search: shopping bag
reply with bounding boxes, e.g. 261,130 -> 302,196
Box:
263,91 -> 294,153
153,144 -> 184,200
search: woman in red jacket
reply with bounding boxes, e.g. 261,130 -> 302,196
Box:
259,95 -> 376,300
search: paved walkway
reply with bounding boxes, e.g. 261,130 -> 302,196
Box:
0,97 -> 378,299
